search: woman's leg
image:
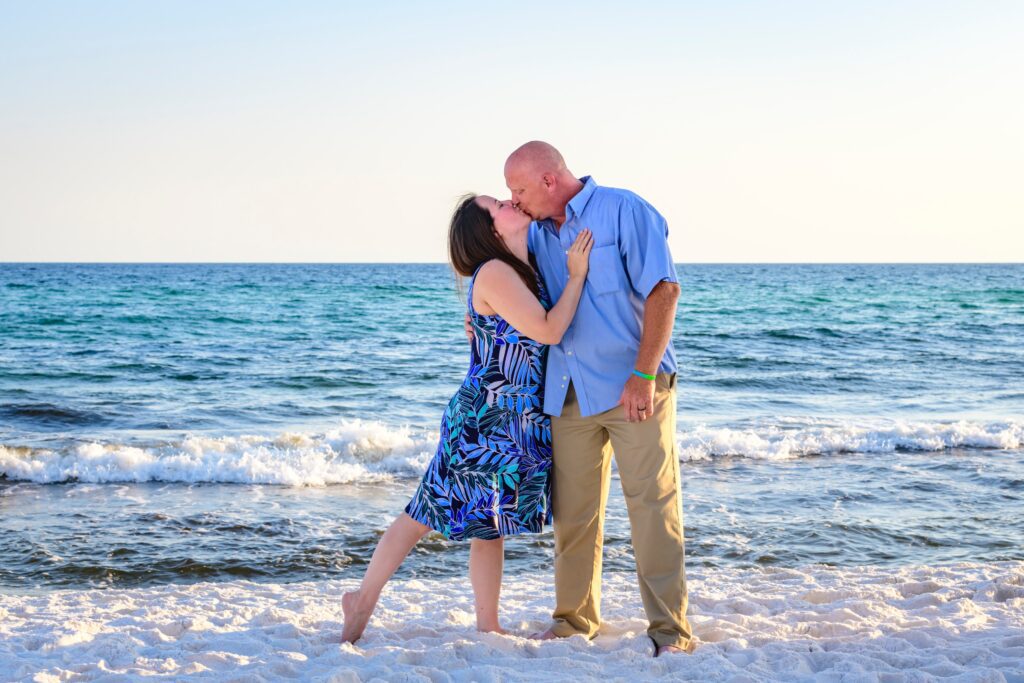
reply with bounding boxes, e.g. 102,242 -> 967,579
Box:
469,537 -> 506,633
342,513 -> 431,643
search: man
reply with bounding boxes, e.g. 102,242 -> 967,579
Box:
504,141 -> 693,656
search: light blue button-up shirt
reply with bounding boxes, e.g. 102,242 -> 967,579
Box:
529,176 -> 678,417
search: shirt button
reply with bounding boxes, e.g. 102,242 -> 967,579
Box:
567,351 -> 573,356
561,384 -> 565,388
564,250 -> 568,255
562,375 -> 568,380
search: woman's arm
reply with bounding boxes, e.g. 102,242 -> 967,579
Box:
474,230 -> 593,345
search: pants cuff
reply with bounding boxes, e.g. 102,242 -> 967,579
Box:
549,619 -> 593,639
649,631 -> 696,652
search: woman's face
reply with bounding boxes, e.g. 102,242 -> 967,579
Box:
475,195 -> 530,242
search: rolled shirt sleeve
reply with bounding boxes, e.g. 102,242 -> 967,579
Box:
619,198 -> 679,299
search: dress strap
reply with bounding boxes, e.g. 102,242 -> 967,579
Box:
467,261 -> 488,318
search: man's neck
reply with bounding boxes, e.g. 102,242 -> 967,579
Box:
552,177 -> 586,230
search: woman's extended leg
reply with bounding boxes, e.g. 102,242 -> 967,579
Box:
469,537 -> 506,633
342,513 -> 431,643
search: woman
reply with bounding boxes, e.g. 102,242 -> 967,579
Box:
341,194 -> 592,642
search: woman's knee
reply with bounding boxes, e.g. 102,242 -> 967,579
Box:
398,513 -> 432,538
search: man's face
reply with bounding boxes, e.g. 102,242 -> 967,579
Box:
504,164 -> 549,221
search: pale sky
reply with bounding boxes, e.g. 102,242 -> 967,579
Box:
1,1 -> 1022,263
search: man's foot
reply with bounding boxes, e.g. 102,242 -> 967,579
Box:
341,590 -> 373,644
528,628 -> 560,641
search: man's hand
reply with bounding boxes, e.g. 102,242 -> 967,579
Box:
619,373 -> 656,422
464,313 -> 474,343
621,280 -> 679,423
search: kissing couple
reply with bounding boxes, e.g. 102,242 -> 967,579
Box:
342,141 -> 694,657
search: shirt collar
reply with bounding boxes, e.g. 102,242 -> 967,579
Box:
566,176 -> 597,220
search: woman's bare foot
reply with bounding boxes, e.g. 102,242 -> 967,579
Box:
528,628 -> 559,640
341,590 -> 373,643
656,641 -> 697,656
477,624 -> 510,635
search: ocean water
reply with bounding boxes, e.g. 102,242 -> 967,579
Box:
1,263 -> 1022,593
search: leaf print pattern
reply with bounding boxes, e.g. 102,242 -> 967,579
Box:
405,264 -> 552,541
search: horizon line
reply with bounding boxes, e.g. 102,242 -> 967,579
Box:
2,261 -> 1022,267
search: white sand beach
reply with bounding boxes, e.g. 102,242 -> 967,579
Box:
3,561 -> 1022,682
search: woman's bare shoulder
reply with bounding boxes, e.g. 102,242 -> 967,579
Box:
474,259 -> 531,315
475,259 -> 519,288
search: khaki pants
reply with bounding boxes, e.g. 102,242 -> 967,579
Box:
548,373 -> 692,650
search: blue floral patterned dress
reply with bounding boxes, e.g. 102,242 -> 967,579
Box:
405,263 -> 552,541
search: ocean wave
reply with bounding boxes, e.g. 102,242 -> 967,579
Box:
678,417 -> 1024,461
0,402 -> 112,427
1,418 -> 1021,485
0,420 -> 437,485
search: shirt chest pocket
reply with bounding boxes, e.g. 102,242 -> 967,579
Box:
586,244 -> 626,295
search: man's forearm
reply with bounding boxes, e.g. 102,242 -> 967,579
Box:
634,281 -> 680,374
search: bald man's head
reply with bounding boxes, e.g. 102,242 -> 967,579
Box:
504,141 -> 567,177
504,141 -> 581,223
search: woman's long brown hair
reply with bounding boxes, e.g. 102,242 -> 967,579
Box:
448,194 -> 540,298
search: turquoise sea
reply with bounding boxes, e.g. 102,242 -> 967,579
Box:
1,263 -> 1022,593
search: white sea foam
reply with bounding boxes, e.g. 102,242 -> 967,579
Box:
677,417 -> 1024,461
1,417 -> 1021,485
2,562 -> 1021,681
0,420 -> 437,485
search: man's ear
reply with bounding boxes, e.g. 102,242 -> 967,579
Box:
542,173 -> 555,189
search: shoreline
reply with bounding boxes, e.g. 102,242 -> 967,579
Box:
4,561 -> 1022,681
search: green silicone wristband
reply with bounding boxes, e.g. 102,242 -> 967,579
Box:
632,369 -> 656,381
